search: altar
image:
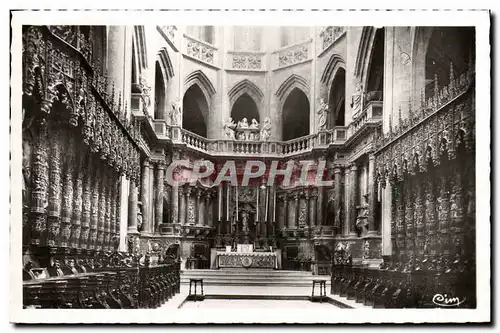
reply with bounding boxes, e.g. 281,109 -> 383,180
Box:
217,251 -> 277,269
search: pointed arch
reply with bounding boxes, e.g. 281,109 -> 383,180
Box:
320,54 -> 346,86
157,47 -> 175,80
184,70 -> 216,104
354,26 -> 376,81
228,79 -> 264,110
275,74 -> 310,102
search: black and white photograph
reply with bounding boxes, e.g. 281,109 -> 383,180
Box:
8,8 -> 490,324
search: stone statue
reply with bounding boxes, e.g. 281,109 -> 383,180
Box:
139,77 -> 152,112
316,98 -> 329,131
241,210 -> 249,232
169,98 -> 182,126
137,212 -> 143,231
260,117 -> 272,141
350,83 -> 364,116
223,117 -> 236,140
238,117 -> 249,129
250,118 -> 260,129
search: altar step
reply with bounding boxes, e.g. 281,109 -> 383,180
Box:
181,269 -> 331,287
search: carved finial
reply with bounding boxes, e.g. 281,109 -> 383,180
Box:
398,104 -> 402,127
117,91 -> 122,116
434,73 -> 439,108
111,81 -> 116,108
408,94 -> 413,123
420,88 -> 425,114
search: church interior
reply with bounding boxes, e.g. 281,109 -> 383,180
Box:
21,25 -> 476,309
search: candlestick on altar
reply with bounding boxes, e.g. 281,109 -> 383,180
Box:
218,185 -> 222,220
264,186 -> 269,222
256,187 -> 260,221
226,183 -> 230,219
273,189 -> 276,222
235,185 -> 239,219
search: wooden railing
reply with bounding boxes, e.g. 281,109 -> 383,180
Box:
23,252 -> 181,309
331,260 -> 476,308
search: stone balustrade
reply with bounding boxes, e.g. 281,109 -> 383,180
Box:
153,122 -> 349,158
347,100 -> 383,139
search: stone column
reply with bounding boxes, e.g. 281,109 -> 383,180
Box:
197,189 -> 204,226
310,190 -> 318,227
107,26 -> 127,105
292,193 -> 299,228
283,195 -> 289,228
186,187 -> 193,225
171,184 -> 179,224
368,155 -> 377,235
179,186 -> 186,225
349,163 -> 359,237
305,192 -> 310,228
80,153 -> 93,249
127,180 -> 139,233
317,187 -> 324,226
205,193 -> 211,226
334,165 -> 343,233
149,163 -> 155,230
71,151 -> 84,248
155,162 -> 165,233
141,159 -> 151,234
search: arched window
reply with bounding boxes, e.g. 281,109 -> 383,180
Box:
425,27 -> 475,100
280,27 -> 310,47
186,26 -> 215,44
328,68 -> 346,127
230,94 -> 259,124
233,26 -> 262,51
154,61 -> 165,119
282,88 -> 310,141
182,84 -> 208,137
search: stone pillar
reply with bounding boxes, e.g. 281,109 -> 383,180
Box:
149,163 -> 155,230
317,187 -> 324,226
155,162 -> 165,233
292,194 -> 299,228
107,26 -> 127,104
171,184 -> 179,224
186,187 -> 193,225
310,190 -> 318,227
127,181 -> 139,233
334,165 -> 342,233
141,159 -> 151,234
80,153 -> 93,249
381,179 -> 392,256
197,189 -> 204,226
71,151 -> 84,248
368,155 -> 377,235
349,163 -> 358,237
305,192 -> 310,228
205,193 -> 211,226
179,187 -> 186,225
283,195 -> 289,228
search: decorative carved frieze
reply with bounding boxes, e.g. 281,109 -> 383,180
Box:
278,41 -> 309,68
320,26 -> 345,51
231,52 -> 263,70
185,35 -> 215,65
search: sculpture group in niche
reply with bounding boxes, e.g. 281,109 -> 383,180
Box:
223,116 -> 272,141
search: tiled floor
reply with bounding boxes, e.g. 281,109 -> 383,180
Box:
181,299 -> 336,309
159,284 -> 370,309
